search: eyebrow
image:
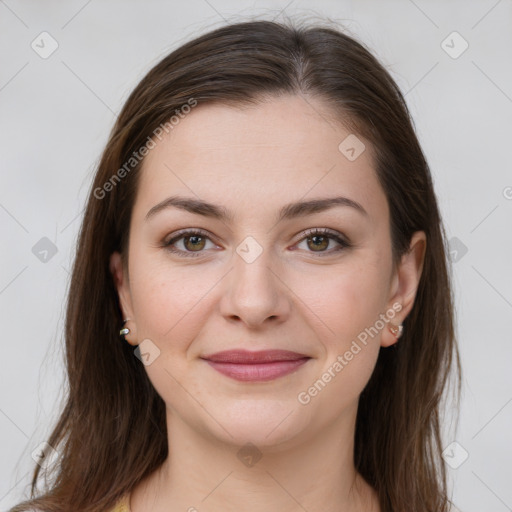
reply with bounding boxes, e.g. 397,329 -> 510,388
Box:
145,195 -> 368,223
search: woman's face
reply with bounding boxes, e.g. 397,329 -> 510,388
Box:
110,94 -> 425,450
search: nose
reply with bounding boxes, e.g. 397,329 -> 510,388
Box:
219,244 -> 291,329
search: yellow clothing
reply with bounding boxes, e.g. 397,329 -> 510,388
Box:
110,492 -> 131,512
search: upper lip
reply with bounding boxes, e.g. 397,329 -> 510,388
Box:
201,349 -> 310,364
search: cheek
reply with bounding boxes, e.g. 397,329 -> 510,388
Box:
296,258 -> 390,347
129,255 -> 214,347
128,261 -> 215,408
293,254 -> 390,400
294,272 -> 385,413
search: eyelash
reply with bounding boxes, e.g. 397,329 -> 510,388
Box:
162,228 -> 351,258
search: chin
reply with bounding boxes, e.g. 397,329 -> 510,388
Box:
204,398 -> 314,452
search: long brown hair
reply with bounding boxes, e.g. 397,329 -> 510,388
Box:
10,18 -> 461,512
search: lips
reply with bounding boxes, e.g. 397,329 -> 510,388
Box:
201,350 -> 311,382
203,349 -> 309,363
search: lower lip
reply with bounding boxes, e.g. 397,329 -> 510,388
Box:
205,358 -> 310,382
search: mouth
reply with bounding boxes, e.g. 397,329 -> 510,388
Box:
200,349 -> 311,382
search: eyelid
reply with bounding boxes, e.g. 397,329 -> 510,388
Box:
163,227 -> 216,246
296,227 -> 349,245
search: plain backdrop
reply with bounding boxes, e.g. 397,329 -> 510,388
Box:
1,1 -> 511,511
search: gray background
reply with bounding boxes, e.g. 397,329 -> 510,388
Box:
1,1 -> 511,511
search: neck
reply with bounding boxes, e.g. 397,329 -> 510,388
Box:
131,402 -> 379,512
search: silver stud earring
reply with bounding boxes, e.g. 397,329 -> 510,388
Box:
119,318 -> 131,338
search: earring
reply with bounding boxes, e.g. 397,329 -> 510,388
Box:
119,318 -> 131,338
389,323 -> 403,339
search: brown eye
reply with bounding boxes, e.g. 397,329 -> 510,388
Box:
183,234 -> 206,252
296,228 -> 350,256
163,229 -> 217,257
163,228 -> 349,259
307,234 -> 330,252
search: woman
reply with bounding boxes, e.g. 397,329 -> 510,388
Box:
11,18 -> 461,512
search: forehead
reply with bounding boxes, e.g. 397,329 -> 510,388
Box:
133,94 -> 387,223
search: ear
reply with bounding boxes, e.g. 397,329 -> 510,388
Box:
110,251 -> 138,345
381,231 -> 426,348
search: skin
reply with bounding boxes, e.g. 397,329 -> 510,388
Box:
110,94 -> 426,512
